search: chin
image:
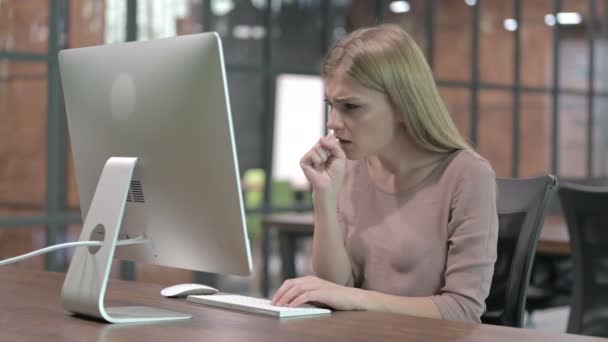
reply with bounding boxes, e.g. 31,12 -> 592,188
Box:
344,151 -> 364,160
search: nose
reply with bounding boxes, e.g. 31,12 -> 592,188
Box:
326,108 -> 343,131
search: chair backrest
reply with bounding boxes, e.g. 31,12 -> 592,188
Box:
482,175 -> 557,327
558,182 -> 608,337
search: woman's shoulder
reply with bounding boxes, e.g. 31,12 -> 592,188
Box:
444,149 -> 496,183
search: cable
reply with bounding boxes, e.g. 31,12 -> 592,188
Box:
0,236 -> 148,266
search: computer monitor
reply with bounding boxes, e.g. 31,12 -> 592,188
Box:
58,32 -> 252,323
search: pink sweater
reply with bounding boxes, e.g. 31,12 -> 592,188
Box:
338,149 -> 498,323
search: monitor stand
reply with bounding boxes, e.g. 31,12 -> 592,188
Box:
61,157 -> 191,323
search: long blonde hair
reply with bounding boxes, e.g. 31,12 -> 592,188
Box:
322,24 -> 470,153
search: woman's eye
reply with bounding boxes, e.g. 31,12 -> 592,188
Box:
344,103 -> 360,110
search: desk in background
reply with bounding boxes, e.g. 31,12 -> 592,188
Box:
0,268 -> 602,342
260,213 -> 571,297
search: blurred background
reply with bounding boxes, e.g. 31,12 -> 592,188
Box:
1,0 -> 605,332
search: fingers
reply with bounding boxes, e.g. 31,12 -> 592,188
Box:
300,143 -> 330,171
288,291 -> 318,308
309,148 -> 326,170
314,147 -> 329,164
300,161 -> 316,181
274,282 -> 307,307
300,134 -> 343,168
319,134 -> 346,159
271,277 -> 318,307
270,279 -> 293,306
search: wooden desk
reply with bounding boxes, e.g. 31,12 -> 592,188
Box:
260,213 -> 571,296
0,268 -> 601,342
538,215 -> 571,255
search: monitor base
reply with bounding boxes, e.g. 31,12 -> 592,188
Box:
60,157 -> 191,323
105,306 -> 191,322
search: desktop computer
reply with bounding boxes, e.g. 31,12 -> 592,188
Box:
59,31 -> 330,323
59,32 -> 253,323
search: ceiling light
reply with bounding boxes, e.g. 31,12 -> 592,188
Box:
211,0 -> 234,16
503,18 -> 518,31
557,12 -> 582,25
389,1 -> 410,13
544,12 -> 582,26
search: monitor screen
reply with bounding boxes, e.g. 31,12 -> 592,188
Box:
59,32 -> 253,277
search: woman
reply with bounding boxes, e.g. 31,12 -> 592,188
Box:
270,24 -> 498,323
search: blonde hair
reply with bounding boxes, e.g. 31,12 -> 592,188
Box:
322,24 -> 470,153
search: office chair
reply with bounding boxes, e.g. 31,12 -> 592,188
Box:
558,182 -> 608,337
482,175 -> 558,328
525,178 -> 608,323
525,253 -> 572,322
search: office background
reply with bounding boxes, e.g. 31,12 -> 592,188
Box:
0,0 -> 604,299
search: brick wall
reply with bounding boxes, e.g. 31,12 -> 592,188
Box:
1,1 -> 602,280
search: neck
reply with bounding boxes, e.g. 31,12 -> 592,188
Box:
367,130 -> 439,176
365,130 -> 449,194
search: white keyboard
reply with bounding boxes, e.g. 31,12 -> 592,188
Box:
187,294 -> 331,318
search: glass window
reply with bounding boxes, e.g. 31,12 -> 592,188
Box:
593,97 -> 608,177
69,0 -> 204,48
479,0 -> 513,85
594,2 -> 608,94
520,93 -> 552,177
209,0 -> 265,66
0,61 -> 47,216
383,0 -> 427,56
227,71 -> 264,174
68,0 -> 107,48
560,29 -> 589,92
136,0 -> 203,41
0,226 -> 47,269
595,38 -> 608,94
342,0 -> 379,32
272,1 -> 323,71
0,0 -> 48,53
102,0 -> 127,44
439,86 -> 471,142
435,0 -> 472,82
557,0 -> 592,92
328,0 -> 350,45
520,0 -> 553,88
478,90 -> 513,178
559,94 -> 587,178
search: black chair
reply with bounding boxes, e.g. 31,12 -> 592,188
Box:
525,178 -> 608,322
558,182 -> 608,337
482,175 -> 558,328
525,254 -> 572,320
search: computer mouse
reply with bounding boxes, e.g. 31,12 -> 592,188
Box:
161,283 -> 219,298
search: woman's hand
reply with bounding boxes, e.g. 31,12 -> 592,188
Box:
270,276 -> 363,311
300,134 -> 347,203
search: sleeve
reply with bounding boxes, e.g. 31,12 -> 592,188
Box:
430,160 -> 499,323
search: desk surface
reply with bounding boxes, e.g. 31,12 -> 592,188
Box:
262,213 -> 571,255
0,268 -> 601,341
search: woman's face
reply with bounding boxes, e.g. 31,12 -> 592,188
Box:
324,72 -> 404,160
